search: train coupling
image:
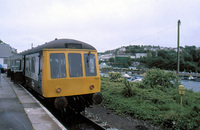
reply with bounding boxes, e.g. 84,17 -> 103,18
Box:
54,96 -> 68,110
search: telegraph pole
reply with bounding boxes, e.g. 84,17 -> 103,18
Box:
177,20 -> 181,81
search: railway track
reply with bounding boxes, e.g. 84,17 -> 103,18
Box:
19,84 -> 106,130
66,113 -> 106,130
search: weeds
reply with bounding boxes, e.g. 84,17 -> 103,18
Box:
101,69 -> 200,129
122,79 -> 135,97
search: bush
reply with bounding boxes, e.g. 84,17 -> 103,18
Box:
108,72 -> 124,82
122,79 -> 135,97
142,69 -> 177,89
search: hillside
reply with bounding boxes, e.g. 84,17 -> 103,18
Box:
99,45 -> 200,73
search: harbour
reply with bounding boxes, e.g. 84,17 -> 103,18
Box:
181,79 -> 200,92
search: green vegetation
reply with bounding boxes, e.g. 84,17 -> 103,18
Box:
101,69 -> 200,129
108,72 -> 124,82
112,56 -> 132,68
139,46 -> 200,72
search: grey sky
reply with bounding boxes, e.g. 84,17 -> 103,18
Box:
0,0 -> 200,52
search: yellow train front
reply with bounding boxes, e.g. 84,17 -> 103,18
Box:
19,39 -> 103,112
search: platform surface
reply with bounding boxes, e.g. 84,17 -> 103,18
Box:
0,74 -> 65,130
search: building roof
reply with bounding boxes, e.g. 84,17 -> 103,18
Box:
0,44 -> 13,58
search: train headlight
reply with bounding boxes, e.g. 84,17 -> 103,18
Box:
90,85 -> 94,90
56,87 -> 61,93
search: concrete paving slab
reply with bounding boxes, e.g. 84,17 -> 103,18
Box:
22,103 -> 40,108
18,95 -> 36,103
32,122 -> 62,130
25,108 -> 47,115
27,113 -> 54,123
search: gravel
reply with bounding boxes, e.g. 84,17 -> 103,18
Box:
84,105 -> 162,130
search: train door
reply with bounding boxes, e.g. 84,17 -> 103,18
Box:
25,57 -> 31,78
38,54 -> 43,94
25,53 -> 39,81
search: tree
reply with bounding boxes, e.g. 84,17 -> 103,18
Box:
184,61 -> 198,72
157,50 -> 167,59
109,57 -> 114,62
0,39 -> 3,44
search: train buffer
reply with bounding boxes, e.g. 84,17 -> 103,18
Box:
0,74 -> 66,130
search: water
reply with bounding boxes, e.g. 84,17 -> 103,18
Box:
101,73 -> 200,92
181,80 -> 200,92
127,76 -> 200,92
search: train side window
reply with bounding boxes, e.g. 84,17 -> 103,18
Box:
50,53 -> 66,79
26,58 -> 30,72
68,53 -> 83,77
84,54 -> 97,76
31,57 -> 35,73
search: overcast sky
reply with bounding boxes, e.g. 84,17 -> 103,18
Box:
0,0 -> 200,52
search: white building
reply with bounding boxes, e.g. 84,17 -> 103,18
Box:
0,42 -> 17,69
98,53 -> 114,61
132,53 -> 147,59
99,62 -> 111,69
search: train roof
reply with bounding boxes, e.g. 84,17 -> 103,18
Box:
19,39 -> 96,55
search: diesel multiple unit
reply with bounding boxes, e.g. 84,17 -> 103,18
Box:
8,39 -> 103,113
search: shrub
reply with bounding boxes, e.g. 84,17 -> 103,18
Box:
122,79 -> 135,97
142,69 -> 177,89
108,72 -> 124,82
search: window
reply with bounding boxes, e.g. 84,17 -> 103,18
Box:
26,58 -> 30,72
3,58 -> 7,64
50,53 -> 66,78
68,53 -> 83,77
31,57 -> 35,73
84,54 -> 97,76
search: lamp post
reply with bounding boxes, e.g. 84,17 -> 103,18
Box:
177,20 -> 181,82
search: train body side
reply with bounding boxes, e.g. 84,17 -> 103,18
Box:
24,52 -> 43,95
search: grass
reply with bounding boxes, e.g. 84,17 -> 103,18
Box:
100,77 -> 200,129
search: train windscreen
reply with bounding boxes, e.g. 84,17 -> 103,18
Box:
68,53 -> 83,77
50,53 -> 66,78
84,54 -> 97,76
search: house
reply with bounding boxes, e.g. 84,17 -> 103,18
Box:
99,62 -> 111,69
0,42 -> 17,69
98,53 -> 114,61
116,47 -> 126,55
135,53 -> 147,59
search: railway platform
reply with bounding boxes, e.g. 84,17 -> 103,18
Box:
0,74 -> 65,130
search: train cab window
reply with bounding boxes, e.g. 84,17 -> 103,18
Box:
50,53 -> 66,79
68,53 -> 83,77
84,54 -> 97,76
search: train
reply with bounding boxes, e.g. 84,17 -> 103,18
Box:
7,38 -> 103,114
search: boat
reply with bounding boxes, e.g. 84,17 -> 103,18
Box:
188,75 -> 197,81
132,78 -> 142,82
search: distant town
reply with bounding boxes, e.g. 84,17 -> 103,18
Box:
98,45 -> 200,73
